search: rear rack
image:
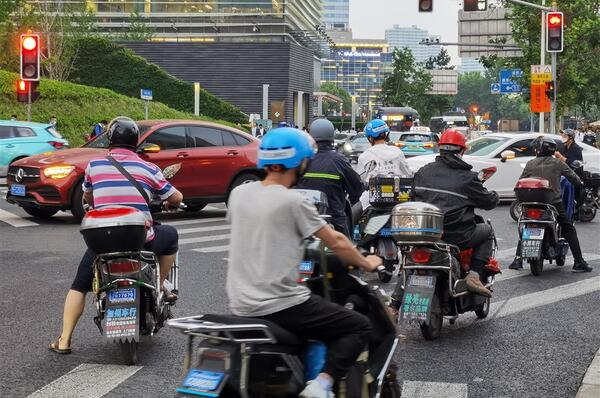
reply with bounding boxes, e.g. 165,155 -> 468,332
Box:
168,315 -> 277,344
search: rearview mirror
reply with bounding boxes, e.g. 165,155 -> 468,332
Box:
138,143 -> 161,154
500,150 -> 516,162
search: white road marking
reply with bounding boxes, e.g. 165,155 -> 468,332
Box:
576,348 -> 600,398
27,363 -> 142,398
496,246 -> 518,258
204,205 -> 226,212
192,245 -> 230,253
401,381 -> 468,398
495,254 -> 600,281
0,177 -> 6,185
179,234 -> 231,245
176,224 -> 231,234
0,208 -> 38,227
166,217 -> 227,227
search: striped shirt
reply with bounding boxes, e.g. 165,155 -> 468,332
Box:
82,148 -> 175,241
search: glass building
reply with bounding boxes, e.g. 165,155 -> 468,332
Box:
385,24 -> 441,64
322,0 -> 349,30
458,57 -> 485,74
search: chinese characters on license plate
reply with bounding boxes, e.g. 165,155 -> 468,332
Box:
10,184 -> 26,197
181,369 -> 224,392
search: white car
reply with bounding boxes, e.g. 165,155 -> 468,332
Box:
406,132 -> 600,200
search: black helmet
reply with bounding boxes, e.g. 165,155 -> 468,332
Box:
107,117 -> 139,149
533,136 -> 557,157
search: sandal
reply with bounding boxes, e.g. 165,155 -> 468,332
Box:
49,337 -> 72,355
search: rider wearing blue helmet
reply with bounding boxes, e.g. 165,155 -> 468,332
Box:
356,119 -> 412,209
226,127 -> 382,397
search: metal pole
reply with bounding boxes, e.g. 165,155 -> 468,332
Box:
539,1 -> 546,134
194,82 -> 200,116
550,52 -> 557,134
262,84 -> 269,120
144,100 -> 148,120
351,96 -> 356,131
27,82 -> 32,122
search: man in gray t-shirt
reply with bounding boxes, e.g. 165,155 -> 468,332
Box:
226,127 -> 382,398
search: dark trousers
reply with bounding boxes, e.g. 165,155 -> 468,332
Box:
462,223 -> 495,274
260,295 -> 371,381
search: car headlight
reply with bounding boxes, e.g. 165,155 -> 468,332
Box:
343,142 -> 353,153
43,165 -> 75,179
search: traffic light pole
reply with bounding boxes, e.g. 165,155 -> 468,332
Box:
550,52 -> 557,134
27,82 -> 32,122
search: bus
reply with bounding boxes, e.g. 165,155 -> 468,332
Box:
429,115 -> 469,135
375,107 -> 420,132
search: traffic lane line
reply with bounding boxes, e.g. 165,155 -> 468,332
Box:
401,381 -> 468,398
176,225 -> 230,234
27,363 -> 142,398
179,234 -> 230,245
0,208 -> 38,227
192,245 -> 230,253
495,253 -> 600,282
576,348 -> 600,398
165,217 -> 227,227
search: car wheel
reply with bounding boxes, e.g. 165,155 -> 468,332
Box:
22,206 -> 58,218
71,183 -> 89,222
228,173 -> 260,197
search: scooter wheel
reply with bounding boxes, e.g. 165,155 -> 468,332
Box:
578,206 -> 597,222
509,200 -> 521,222
378,259 -> 395,283
556,256 -> 565,266
475,297 -> 490,319
529,258 -> 543,276
420,293 -> 443,340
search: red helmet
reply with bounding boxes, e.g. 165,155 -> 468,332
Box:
439,129 -> 467,150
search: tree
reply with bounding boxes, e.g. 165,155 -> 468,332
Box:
380,48 -> 433,110
0,0 -> 21,24
424,48 -> 454,70
117,11 -> 154,41
319,82 -> 352,115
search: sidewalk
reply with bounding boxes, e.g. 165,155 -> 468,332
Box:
576,348 -> 600,398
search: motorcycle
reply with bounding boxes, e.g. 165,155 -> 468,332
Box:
513,178 -> 569,276
168,189 -> 400,398
570,160 -> 600,222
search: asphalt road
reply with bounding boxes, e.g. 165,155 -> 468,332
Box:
0,190 -> 599,398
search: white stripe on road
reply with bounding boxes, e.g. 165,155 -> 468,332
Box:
495,254 -> 600,282
192,245 -> 230,253
0,209 -> 38,227
496,246 -> 518,258
27,363 -> 142,398
180,234 -> 231,245
204,205 -> 226,212
401,381 -> 468,398
176,224 -> 231,234
166,217 -> 227,227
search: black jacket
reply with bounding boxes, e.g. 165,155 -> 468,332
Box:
412,154 -> 499,247
521,155 -> 581,203
559,142 -> 583,166
297,143 -> 363,223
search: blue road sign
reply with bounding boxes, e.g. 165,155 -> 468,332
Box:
140,89 -> 153,101
498,69 -> 523,94
491,83 -> 501,94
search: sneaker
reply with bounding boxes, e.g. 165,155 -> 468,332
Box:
465,272 -> 492,298
573,261 -> 593,273
299,380 -> 335,398
509,259 -> 523,270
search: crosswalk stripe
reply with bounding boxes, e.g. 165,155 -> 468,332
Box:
204,205 -> 226,212
166,217 -> 227,227
401,381 -> 468,398
0,208 -> 38,227
177,224 -> 230,234
495,253 -> 600,281
27,363 -> 142,398
192,245 -> 230,253
180,234 -> 231,245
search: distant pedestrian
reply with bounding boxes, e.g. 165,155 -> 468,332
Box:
10,114 -> 17,121
257,124 -> 265,137
251,123 -> 258,137
49,116 -> 57,127
91,119 -> 108,139
302,126 -> 307,132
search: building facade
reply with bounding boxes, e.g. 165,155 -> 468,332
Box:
458,58 -> 485,74
322,0 -> 350,30
321,31 -> 392,113
385,25 -> 441,64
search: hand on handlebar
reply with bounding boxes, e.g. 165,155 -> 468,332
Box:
364,255 -> 383,272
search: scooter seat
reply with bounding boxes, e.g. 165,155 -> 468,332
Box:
202,314 -> 302,347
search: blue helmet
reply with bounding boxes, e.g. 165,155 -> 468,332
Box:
278,121 -> 288,128
364,119 -> 390,139
257,127 -> 316,169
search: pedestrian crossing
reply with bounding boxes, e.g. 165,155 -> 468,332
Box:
166,215 -> 231,254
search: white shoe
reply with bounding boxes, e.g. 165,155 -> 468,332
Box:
299,380 -> 335,398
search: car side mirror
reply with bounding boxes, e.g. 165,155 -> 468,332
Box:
137,143 -> 161,154
500,150 -> 516,163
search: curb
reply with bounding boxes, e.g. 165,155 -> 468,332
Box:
576,348 -> 600,398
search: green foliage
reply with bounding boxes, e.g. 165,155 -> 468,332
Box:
116,11 -> 154,41
424,48 -> 454,70
319,82 -> 352,114
69,37 -> 246,125
0,70 -> 238,146
380,48 -> 433,109
0,0 -> 21,23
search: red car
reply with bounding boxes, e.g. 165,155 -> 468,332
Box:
6,120 -> 261,220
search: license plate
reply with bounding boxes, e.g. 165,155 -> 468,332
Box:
408,274 -> 434,287
10,184 -> 26,197
181,369 -> 224,392
299,260 -> 314,275
522,227 -> 544,240
381,185 -> 393,193
108,288 -> 136,304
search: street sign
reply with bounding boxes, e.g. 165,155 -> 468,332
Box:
140,89 -> 153,101
531,65 -> 552,84
490,83 -> 501,94
498,69 -> 523,94
530,83 -> 551,113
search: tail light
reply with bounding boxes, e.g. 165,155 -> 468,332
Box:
409,247 -> 432,263
525,208 -> 543,219
48,141 -> 67,149
423,142 -> 435,149
105,260 -> 141,276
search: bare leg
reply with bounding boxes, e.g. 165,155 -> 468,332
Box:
57,289 -> 86,349
158,253 -> 176,288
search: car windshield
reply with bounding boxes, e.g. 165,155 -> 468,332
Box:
388,132 -> 402,142
351,136 -> 369,144
465,136 -> 511,156
84,125 -> 151,148
400,134 -> 431,142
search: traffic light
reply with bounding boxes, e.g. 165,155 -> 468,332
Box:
16,79 -> 40,103
418,0 -> 433,12
546,12 -> 564,53
545,80 -> 555,100
464,0 -> 487,11
470,104 -> 479,114
20,33 -> 40,81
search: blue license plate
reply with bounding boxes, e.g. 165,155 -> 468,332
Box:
299,260 -> 314,274
108,288 -> 136,303
10,184 -> 26,197
522,227 -> 544,240
181,369 -> 224,392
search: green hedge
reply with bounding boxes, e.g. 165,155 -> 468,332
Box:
69,37 -> 246,125
0,70 -> 238,146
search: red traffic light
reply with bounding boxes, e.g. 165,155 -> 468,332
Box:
17,79 -> 29,93
547,13 -> 562,27
546,12 -> 564,53
419,0 -> 433,12
470,105 -> 479,114
22,35 -> 38,51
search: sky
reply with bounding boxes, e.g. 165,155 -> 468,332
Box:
349,0 -> 463,64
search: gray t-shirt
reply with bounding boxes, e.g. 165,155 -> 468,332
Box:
226,182 -> 327,317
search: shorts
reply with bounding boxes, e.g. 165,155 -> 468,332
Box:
70,224 -> 178,293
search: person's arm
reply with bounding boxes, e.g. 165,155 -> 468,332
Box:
559,160 -> 582,186
463,174 -> 499,210
151,166 -> 183,209
82,164 -> 94,208
314,225 -> 381,272
554,151 -> 567,162
339,160 -> 364,204
396,150 -> 413,177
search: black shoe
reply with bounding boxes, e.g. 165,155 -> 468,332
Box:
509,259 -> 523,270
573,261 -> 593,273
